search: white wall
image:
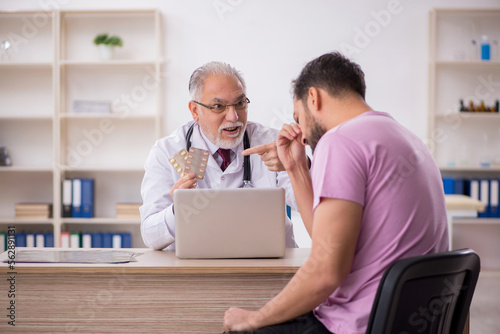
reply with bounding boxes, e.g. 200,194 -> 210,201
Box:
1,0 -> 499,139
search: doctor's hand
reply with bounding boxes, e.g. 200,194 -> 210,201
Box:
223,307 -> 261,333
276,123 -> 307,171
169,172 -> 197,199
242,142 -> 285,172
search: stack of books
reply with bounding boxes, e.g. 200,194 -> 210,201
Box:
116,203 -> 141,219
15,203 -> 52,219
72,100 -> 111,113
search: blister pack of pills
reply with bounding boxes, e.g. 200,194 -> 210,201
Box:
169,147 -> 209,180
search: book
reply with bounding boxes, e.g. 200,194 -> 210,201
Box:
72,100 -> 111,114
116,203 -> 141,219
15,203 -> 52,219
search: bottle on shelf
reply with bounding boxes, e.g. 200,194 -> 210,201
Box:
481,35 -> 491,61
0,147 -> 12,166
480,133 -> 491,168
469,39 -> 478,60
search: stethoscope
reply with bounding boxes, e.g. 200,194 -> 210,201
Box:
186,123 -> 253,188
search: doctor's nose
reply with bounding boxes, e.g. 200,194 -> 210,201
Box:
225,107 -> 239,122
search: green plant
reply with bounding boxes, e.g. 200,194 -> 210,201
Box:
93,33 -> 123,47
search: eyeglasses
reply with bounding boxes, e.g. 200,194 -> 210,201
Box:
193,97 -> 250,113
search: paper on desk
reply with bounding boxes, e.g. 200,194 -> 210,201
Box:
1,249 -> 143,264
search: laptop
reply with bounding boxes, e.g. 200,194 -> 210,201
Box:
174,187 -> 286,259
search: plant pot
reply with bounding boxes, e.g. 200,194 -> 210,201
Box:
98,44 -> 114,60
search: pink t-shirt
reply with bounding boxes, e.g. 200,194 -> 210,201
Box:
311,111 -> 449,334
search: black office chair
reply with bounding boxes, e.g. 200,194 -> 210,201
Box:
366,248 -> 480,334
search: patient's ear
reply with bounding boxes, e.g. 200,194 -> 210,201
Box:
188,101 -> 200,122
307,87 -> 321,113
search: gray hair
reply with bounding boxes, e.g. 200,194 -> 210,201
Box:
188,61 -> 246,100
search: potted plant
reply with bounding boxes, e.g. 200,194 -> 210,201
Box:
93,33 -> 123,60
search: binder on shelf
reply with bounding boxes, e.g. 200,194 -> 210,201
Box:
478,179 -> 489,218
489,179 -> 499,218
92,233 -> 103,248
102,233 -> 112,248
70,232 -> 80,248
72,179 -> 82,218
62,178 -> 73,218
454,178 -> 465,195
26,233 -> 35,247
112,234 -> 122,249
81,178 -> 94,218
60,232 -> 70,248
35,233 -> 45,248
0,233 -> 6,252
44,233 -> 54,247
82,232 -> 92,248
442,178 -> 455,195
121,232 -> 132,248
15,233 -> 26,247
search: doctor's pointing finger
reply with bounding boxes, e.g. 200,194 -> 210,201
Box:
242,142 -> 285,172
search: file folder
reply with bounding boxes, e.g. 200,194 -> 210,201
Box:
72,179 -> 82,218
489,179 -> 499,218
479,179 -> 489,218
62,178 -> 73,218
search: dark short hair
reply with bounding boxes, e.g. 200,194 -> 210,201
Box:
292,52 -> 366,102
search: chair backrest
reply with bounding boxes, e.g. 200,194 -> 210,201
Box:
366,248 -> 480,334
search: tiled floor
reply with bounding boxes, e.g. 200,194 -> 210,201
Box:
470,270 -> 500,334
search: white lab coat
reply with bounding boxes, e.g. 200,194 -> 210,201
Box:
140,120 -> 298,250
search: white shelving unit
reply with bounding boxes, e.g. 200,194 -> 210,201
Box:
429,9 -> 500,267
0,10 -> 162,247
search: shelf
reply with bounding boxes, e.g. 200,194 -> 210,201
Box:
62,218 -> 140,224
60,113 -> 156,120
0,115 -> 53,121
60,166 -> 144,172
0,218 -> 54,224
435,60 -> 500,67
453,218 -> 500,225
435,113 -> 500,120
440,166 -> 500,172
0,62 -> 53,69
60,59 -> 159,67
0,166 -> 53,173
0,9 -> 160,248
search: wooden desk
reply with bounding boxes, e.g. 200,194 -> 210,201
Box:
0,248 -> 310,333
